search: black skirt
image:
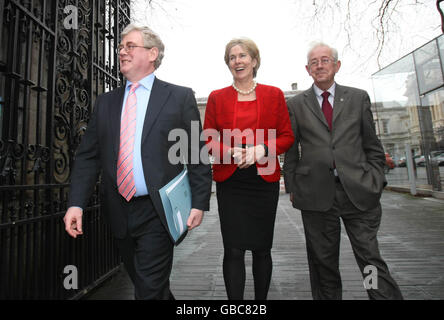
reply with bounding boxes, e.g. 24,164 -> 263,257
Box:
216,165 -> 279,251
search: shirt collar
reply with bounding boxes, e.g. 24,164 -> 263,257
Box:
313,82 -> 336,98
126,73 -> 155,91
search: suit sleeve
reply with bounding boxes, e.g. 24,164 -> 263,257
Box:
67,95 -> 102,209
283,98 -> 300,193
181,88 -> 212,211
360,92 -> 385,174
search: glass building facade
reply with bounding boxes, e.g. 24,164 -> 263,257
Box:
372,34 -> 444,192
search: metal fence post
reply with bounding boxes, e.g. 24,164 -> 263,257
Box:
405,143 -> 417,195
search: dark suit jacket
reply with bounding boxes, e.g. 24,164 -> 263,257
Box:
284,84 -> 386,212
204,84 -> 294,182
67,77 -> 212,241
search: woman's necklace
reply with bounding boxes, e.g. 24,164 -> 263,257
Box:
232,81 -> 257,95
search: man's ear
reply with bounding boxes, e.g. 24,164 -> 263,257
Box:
149,47 -> 159,63
335,60 -> 341,72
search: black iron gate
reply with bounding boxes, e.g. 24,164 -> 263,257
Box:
0,0 -> 130,299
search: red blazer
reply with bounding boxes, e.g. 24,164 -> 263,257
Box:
203,84 -> 295,182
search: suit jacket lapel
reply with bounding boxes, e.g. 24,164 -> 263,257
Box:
111,86 -> 126,160
304,86 -> 329,129
332,84 -> 347,125
141,78 -> 171,145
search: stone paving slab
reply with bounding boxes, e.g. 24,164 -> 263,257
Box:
86,190 -> 444,300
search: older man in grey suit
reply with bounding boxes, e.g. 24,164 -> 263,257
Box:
284,42 -> 402,300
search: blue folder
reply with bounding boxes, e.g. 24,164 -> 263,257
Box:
159,168 -> 191,244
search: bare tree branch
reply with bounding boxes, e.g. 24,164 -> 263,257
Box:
301,0 -> 440,73
130,0 -> 182,27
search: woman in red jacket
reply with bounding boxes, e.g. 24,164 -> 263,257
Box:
203,38 -> 294,300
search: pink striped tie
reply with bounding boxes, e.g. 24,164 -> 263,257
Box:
117,82 -> 139,201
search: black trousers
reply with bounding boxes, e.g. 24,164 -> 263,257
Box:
301,181 -> 403,300
114,195 -> 174,300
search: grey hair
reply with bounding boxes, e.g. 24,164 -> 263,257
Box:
307,42 -> 338,64
121,24 -> 165,70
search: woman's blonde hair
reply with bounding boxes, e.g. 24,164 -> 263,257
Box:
224,38 -> 261,78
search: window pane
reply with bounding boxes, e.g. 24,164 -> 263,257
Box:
372,54 -> 419,108
372,54 -> 422,187
414,40 -> 443,95
437,34 -> 444,78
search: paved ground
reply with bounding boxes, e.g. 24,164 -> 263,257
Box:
85,188 -> 444,300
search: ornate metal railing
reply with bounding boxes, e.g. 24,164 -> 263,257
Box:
0,0 -> 130,299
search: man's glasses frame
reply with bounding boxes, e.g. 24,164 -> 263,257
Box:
117,44 -> 152,54
308,57 -> 336,68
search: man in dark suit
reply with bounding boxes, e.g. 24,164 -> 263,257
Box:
284,42 -> 402,300
63,24 -> 212,300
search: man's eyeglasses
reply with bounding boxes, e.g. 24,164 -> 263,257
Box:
117,44 -> 151,54
308,58 -> 335,67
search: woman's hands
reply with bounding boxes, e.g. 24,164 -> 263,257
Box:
230,145 -> 266,169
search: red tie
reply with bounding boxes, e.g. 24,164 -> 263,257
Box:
321,91 -> 333,130
117,82 -> 139,201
